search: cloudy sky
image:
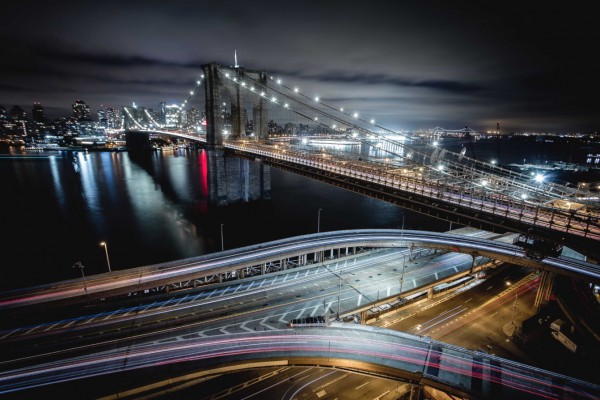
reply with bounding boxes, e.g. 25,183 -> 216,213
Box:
1,0 -> 599,133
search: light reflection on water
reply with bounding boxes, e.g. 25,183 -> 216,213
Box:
0,147 -> 440,290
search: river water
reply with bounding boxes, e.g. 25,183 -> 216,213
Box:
1,136 -> 597,290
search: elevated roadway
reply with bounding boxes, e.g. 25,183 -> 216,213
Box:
1,230 -> 599,313
1,325 -> 598,399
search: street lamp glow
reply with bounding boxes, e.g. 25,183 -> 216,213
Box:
314,96 -> 319,102
370,119 -> 375,124
433,141 -> 438,147
276,79 -> 282,84
340,108 -> 344,112
481,179 -> 488,186
294,87 -> 299,92
196,80 -> 200,85
99,241 -> 112,272
284,103 -> 289,108
437,164 -> 444,171
534,173 -> 545,183
521,193 -> 528,200
491,159 -> 497,165
353,112 -> 358,118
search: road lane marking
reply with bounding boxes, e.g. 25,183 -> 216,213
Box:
355,381 -> 369,390
310,305 -> 320,317
373,390 -> 391,400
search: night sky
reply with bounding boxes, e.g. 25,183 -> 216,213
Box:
1,0 -> 599,133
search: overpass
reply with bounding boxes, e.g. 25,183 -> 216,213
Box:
1,324 -> 598,399
2,230 -> 599,314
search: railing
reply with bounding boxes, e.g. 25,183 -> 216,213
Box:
227,141 -> 600,241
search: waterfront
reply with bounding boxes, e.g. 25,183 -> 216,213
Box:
1,136 -> 597,291
0,147 -> 428,290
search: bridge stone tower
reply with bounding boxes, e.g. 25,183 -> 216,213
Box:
202,63 -> 269,147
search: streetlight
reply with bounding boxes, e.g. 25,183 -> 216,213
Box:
99,241 -> 111,272
400,212 -> 405,243
72,261 -> 88,296
220,223 -> 224,251
399,254 -> 406,297
317,208 -> 323,233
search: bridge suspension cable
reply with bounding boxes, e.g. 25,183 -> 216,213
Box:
222,70 -> 584,208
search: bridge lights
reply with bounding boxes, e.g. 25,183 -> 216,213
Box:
353,112 -> 359,118
294,87 -> 299,93
521,193 -> 528,200
196,80 -> 200,85
284,103 -> 289,108
276,79 -> 282,84
340,108 -> 344,112
225,73 -> 230,78
437,164 -> 444,171
260,91 -> 266,97
314,96 -> 320,102
370,119 -> 375,124
481,179 -> 488,187
491,159 -> 497,165
271,96 -> 277,102
534,173 -> 545,183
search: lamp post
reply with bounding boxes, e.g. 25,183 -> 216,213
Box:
400,212 -> 405,242
338,271 -> 342,318
399,253 -> 407,297
510,293 -> 518,327
220,223 -> 224,251
99,241 -> 112,272
317,208 -> 323,233
72,262 -> 88,296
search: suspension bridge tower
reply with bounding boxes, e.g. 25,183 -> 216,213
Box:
202,63 -> 269,147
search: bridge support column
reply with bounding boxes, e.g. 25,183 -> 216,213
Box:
534,271 -> 555,311
360,310 -> 367,325
252,71 -> 268,139
202,64 -> 224,148
240,269 -> 245,279
427,287 -> 434,299
469,253 -> 479,274
261,264 -> 266,275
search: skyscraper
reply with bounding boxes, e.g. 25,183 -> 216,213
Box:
10,105 -> 27,121
32,102 -> 47,123
72,100 -> 91,121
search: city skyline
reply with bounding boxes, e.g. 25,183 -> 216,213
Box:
1,1 -> 599,133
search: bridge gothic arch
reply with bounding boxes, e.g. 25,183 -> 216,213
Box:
202,63 -> 269,147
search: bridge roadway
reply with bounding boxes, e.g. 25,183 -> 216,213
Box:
126,130 -> 600,244
1,324 -> 599,399
227,141 -> 600,242
1,230 -> 599,313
